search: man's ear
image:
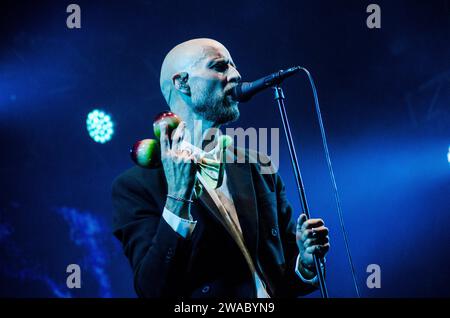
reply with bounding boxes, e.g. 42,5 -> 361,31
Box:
172,72 -> 191,95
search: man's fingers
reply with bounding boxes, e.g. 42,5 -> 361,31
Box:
303,236 -> 329,249
159,122 -> 170,154
306,243 -> 330,257
300,218 -> 324,232
297,214 -> 307,231
181,153 -> 196,164
171,121 -> 186,150
301,226 -> 329,241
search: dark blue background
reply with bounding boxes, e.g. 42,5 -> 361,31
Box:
0,0 -> 449,297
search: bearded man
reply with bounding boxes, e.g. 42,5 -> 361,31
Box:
112,38 -> 329,298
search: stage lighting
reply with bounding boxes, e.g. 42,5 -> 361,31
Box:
86,109 -> 114,144
447,146 -> 450,164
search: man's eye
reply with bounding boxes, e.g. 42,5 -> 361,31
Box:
213,63 -> 228,72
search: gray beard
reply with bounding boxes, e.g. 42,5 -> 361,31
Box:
192,96 -> 240,125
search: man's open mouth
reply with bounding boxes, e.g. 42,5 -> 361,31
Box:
224,85 -> 238,97
224,94 -> 238,107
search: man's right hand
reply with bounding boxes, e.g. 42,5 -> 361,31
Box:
160,121 -> 197,219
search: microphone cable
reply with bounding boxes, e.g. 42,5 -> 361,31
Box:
298,67 -> 361,298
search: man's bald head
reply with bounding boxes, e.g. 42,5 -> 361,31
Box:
159,38 -> 241,126
159,38 -> 231,105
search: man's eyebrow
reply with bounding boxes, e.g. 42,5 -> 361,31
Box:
208,57 -> 238,69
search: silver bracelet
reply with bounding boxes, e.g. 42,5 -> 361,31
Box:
167,194 -> 194,204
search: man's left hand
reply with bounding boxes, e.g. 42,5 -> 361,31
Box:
296,214 -> 330,272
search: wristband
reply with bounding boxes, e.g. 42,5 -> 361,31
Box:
167,194 -> 194,204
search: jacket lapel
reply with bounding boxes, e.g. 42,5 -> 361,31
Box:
225,158 -> 259,262
198,191 -> 225,228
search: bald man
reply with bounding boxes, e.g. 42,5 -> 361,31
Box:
112,38 -> 329,298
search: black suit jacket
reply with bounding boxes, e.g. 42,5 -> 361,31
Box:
111,148 -> 317,298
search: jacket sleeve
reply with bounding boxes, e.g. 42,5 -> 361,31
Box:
111,172 -> 190,298
275,172 -> 320,297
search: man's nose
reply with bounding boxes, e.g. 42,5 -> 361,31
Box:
227,65 -> 241,83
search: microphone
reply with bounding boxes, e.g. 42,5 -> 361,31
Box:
231,66 -> 301,102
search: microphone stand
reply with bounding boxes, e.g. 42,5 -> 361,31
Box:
273,85 -> 329,298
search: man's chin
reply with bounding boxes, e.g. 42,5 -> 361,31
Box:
193,99 -> 240,124
216,106 -> 239,125
224,94 -> 238,107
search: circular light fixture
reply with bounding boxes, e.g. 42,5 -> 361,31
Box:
86,109 -> 114,144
